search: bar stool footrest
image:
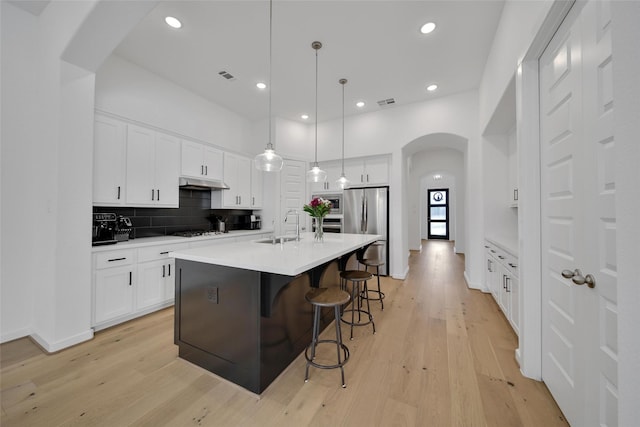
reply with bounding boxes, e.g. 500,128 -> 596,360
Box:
360,289 -> 385,301
304,339 -> 350,370
341,308 -> 374,327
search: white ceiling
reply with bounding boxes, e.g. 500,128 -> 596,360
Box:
113,0 -> 505,124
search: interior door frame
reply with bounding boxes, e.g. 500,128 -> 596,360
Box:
427,188 -> 449,240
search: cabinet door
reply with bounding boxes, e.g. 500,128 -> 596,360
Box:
164,259 -> 176,303
181,140 -> 205,178
236,156 -> 252,208
203,146 -> 223,180
251,161 -> 263,208
222,153 -> 239,207
364,157 -> 389,185
498,264 -> 511,315
94,266 -> 134,324
93,115 -> 126,205
154,132 -> 180,207
126,125 -> 156,205
137,260 -> 167,311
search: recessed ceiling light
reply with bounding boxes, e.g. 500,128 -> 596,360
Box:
356,101 -> 365,108
426,84 -> 438,91
301,114 -> 309,120
165,16 -> 182,29
256,82 -> 267,89
420,22 -> 436,34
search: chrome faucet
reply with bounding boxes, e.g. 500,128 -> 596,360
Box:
284,209 -> 301,241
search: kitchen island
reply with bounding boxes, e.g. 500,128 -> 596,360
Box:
170,232 -> 380,394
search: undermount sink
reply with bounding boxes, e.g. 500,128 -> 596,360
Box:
254,236 -> 300,244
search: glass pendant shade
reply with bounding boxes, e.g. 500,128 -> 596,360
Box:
255,143 -> 283,171
306,163 -> 327,183
336,173 -> 350,189
306,41 -> 327,183
255,0 -> 283,172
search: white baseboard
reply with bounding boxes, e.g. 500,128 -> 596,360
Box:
31,329 -> 94,353
392,265 -> 409,280
1,327 -> 32,344
464,271 -> 486,291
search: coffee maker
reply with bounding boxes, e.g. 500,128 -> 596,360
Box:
92,213 -> 118,246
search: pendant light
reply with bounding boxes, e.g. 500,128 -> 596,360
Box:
336,78 -> 351,189
254,0 -> 284,172
306,41 -> 327,183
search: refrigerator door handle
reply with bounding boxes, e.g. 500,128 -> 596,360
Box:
360,194 -> 365,233
363,194 -> 368,232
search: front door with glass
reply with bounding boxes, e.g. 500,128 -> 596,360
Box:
427,188 -> 449,240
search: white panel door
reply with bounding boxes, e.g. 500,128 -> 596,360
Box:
540,1 -> 617,426
137,260 -> 166,311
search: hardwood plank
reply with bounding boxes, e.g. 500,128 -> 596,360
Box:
0,241 -> 569,427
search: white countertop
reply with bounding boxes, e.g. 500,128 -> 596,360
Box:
92,229 -> 273,252
170,232 -> 381,276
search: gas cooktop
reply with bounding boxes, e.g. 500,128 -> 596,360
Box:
172,230 -> 225,238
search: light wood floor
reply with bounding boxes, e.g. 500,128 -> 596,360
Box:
1,240 -> 568,426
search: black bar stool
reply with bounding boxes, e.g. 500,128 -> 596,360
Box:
360,257 -> 385,310
340,270 -> 376,340
304,287 -> 351,388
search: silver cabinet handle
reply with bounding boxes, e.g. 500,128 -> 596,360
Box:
151,189 -> 155,200
157,189 -> 160,201
162,265 -> 166,278
201,165 -> 204,175
117,186 -> 121,200
205,165 -> 208,175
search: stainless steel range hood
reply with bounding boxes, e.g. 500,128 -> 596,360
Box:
179,177 -> 230,190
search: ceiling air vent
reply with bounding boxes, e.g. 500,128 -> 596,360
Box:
377,98 -> 396,107
218,70 -> 236,81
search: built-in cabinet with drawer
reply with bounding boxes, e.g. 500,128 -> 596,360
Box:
92,243 -> 188,330
181,140 -> 223,180
92,233 -> 272,330
484,239 -> 519,335
125,124 -> 180,207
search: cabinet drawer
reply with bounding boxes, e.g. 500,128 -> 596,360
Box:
138,243 -> 189,263
95,249 -> 136,270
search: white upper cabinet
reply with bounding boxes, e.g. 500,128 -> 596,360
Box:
250,160 -> 263,209
212,152 -> 252,208
344,156 -> 389,186
310,162 -> 342,193
93,115 -> 126,206
126,124 -> 180,207
181,140 -> 223,180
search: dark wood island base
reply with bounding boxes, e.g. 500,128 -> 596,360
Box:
174,256 -> 349,394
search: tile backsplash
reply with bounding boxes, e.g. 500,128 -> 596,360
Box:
93,189 -> 254,239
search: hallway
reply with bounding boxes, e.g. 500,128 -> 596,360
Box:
1,241 -> 567,426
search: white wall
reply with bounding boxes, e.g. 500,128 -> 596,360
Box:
407,148 -> 465,253
95,55 -> 257,156
478,0 -> 554,130
316,91 -> 480,284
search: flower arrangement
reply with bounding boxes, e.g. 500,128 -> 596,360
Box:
303,197 -> 332,218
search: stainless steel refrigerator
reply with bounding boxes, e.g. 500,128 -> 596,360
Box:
343,186 -> 389,275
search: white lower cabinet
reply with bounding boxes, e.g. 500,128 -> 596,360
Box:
484,239 -> 519,335
92,243 -> 187,330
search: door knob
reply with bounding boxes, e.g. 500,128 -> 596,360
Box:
561,269 -> 596,288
